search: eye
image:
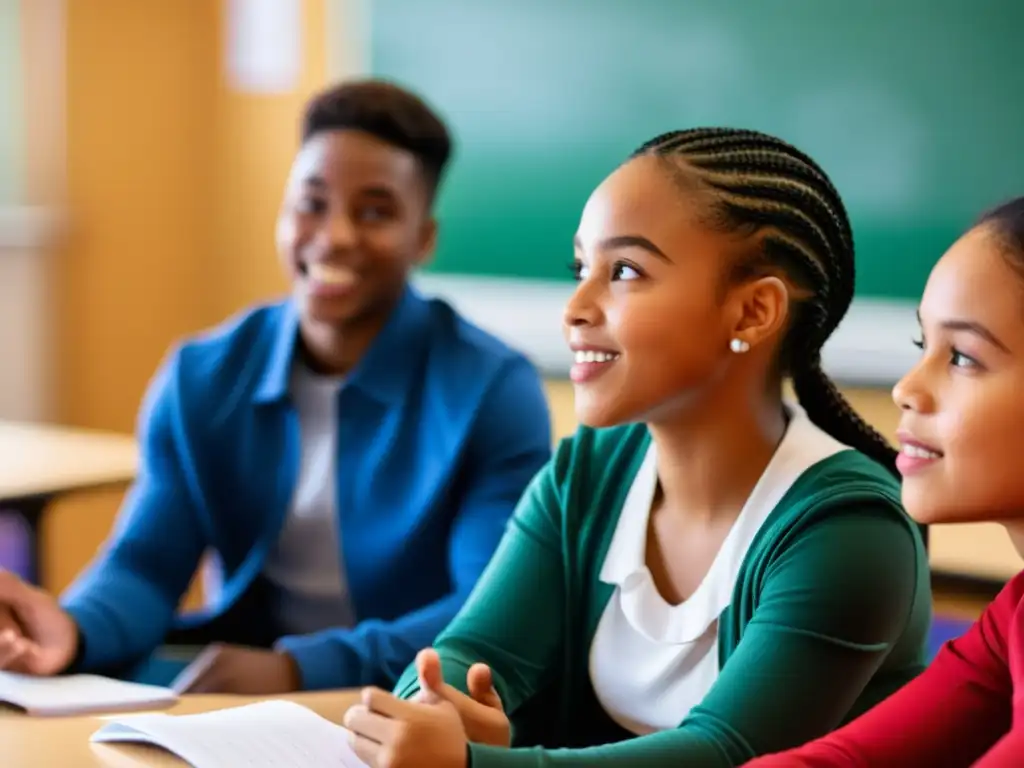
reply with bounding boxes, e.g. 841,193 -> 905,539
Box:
356,204 -> 394,223
950,348 -> 980,370
568,259 -> 587,281
911,336 -> 924,351
296,196 -> 327,216
611,262 -> 642,281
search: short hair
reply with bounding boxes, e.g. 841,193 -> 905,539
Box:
301,79 -> 453,203
631,128 -> 897,476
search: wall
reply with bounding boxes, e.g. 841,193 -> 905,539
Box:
40,0 -> 328,596
358,0 -> 1024,386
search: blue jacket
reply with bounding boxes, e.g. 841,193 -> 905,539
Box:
61,286 -> 553,690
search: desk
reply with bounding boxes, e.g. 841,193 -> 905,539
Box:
0,421 -> 138,585
2,690 -> 360,767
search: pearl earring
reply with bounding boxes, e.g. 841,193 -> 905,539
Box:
730,338 -> 750,354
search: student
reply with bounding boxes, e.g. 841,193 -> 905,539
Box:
341,127 -> 933,768
745,195 -> 1024,767
0,80 -> 552,694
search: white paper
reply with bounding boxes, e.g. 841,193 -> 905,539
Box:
91,699 -> 367,768
0,671 -> 177,716
225,0 -> 303,93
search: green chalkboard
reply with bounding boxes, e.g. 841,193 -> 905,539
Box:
0,1 -> 24,206
369,0 -> 1024,300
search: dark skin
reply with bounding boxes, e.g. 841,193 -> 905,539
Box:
0,129 -> 438,694
345,156 -> 805,766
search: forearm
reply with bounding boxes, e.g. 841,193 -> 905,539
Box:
278,591 -> 469,691
467,726 -> 731,768
61,569 -> 179,672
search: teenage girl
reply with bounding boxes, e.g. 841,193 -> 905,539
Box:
343,128 -> 933,767
747,195 -> 1024,767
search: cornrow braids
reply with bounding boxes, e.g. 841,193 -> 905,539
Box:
631,128 -> 899,478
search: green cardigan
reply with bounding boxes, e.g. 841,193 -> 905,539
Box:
394,424 -> 932,767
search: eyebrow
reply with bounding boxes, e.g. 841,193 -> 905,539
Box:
572,234 -> 672,263
917,310 -> 1011,353
301,177 -> 397,198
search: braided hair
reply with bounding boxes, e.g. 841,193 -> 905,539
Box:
630,128 -> 898,477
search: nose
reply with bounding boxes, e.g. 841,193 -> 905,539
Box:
323,212 -> 357,251
563,275 -> 604,330
892,357 -> 935,414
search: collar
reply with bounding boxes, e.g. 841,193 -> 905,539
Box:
252,284 -> 431,407
598,401 -> 848,644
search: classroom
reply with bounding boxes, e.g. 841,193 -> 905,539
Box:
2,0 -> 1024,765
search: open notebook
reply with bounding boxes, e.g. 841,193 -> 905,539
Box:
0,671 -> 177,717
91,699 -> 368,768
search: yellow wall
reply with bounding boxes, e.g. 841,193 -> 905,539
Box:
34,0 -> 328,596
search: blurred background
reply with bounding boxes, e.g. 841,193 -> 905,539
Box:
1,0 -> 1022,609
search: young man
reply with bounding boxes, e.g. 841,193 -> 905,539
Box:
0,80 -> 552,693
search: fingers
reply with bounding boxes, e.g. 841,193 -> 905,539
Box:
349,731 -> 384,768
0,570 -> 32,607
361,686 -> 415,720
467,663 -> 503,711
343,703 -> 400,744
0,627 -> 28,670
415,648 -> 444,697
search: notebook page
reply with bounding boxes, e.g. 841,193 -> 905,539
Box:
0,671 -> 177,716
91,699 -> 368,768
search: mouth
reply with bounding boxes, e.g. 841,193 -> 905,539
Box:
300,261 -> 358,297
569,347 -> 621,384
895,432 -> 944,475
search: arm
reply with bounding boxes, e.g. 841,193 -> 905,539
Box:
60,349 -> 208,672
391,440 -> 569,730
276,357 -> 553,690
748,573 -> 1019,767
458,504 -> 928,768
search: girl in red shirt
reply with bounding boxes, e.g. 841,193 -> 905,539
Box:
748,195 -> 1024,767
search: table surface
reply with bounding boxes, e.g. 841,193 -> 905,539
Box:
0,420 -> 138,500
2,690 -> 360,767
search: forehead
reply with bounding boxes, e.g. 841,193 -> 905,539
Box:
922,228 -> 1024,331
576,156 -> 705,244
288,129 -> 423,193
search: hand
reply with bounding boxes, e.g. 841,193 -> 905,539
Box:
414,648 -> 510,748
0,570 -> 78,675
171,644 -> 301,694
345,687 -> 468,768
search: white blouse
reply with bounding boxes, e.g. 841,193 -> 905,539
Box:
589,402 -> 847,735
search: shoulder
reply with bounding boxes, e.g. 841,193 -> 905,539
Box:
748,449 -> 921,573
154,300 -> 291,406
538,423 -> 651,525
773,449 -> 904,527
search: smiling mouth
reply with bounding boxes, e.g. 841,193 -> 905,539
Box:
301,262 -> 358,296
570,349 -> 621,383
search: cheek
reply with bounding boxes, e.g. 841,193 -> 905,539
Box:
275,214 -> 304,258
907,386 -> 1024,522
615,292 -> 724,376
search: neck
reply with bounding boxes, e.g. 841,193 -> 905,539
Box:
299,302 -> 395,376
648,385 -> 788,522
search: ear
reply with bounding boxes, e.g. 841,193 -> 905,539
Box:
413,217 -> 438,267
727,276 -> 790,351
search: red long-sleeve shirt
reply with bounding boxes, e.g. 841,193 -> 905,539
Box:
747,570 -> 1024,767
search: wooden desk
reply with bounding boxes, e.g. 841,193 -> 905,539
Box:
1,690 -> 360,767
0,421 -> 138,584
